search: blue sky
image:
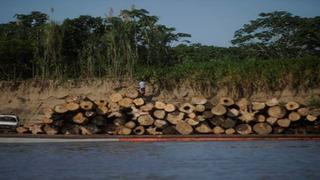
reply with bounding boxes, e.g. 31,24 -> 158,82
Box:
1,0 -> 319,46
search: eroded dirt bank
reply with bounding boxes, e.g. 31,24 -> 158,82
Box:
0,79 -> 319,125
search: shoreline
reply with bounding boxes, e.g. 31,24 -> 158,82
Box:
1,134 -> 320,143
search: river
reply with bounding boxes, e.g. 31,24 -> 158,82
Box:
0,141 -> 319,180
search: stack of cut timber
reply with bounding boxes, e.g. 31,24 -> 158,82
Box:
16,92 -> 320,135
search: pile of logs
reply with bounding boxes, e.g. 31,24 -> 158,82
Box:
16,89 -> 320,135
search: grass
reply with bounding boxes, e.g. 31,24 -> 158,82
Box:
134,56 -> 320,91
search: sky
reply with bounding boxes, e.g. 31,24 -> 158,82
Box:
1,0 -> 319,47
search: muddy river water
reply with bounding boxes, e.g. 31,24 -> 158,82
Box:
0,141 -> 319,180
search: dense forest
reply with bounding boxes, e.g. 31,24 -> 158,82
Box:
0,8 -> 319,90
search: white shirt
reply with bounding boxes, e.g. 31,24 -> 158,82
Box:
139,81 -> 146,89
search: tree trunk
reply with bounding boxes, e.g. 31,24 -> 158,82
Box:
43,117 -> 53,124
96,105 -> 108,115
117,126 -> 132,135
175,121 -> 193,135
277,119 -> 291,128
191,96 -> 207,105
219,97 -> 234,106
288,112 -> 301,121
29,124 -> 43,135
257,114 -> 266,122
16,127 -> 29,134
66,102 -> 80,111
153,110 -> 166,119
186,118 -> 199,126
138,114 -> 154,126
118,98 -> 133,108
164,103 -> 176,112
297,107 -> 309,116
266,98 -> 279,107
154,119 -> 167,128
179,103 -> 195,114
43,125 -> 58,135
54,104 -> 68,114
140,103 -> 154,112
225,128 -> 235,135
195,104 -> 205,112
226,108 -> 239,117
253,123 -> 272,135
155,101 -> 166,110
285,101 -> 300,111
133,126 -> 145,135
146,126 -> 162,135
268,106 -> 286,118
213,126 -> 225,134
235,124 -> 252,135
125,89 -> 139,99
73,112 -> 88,124
195,123 -> 212,133
124,121 -> 136,129
211,104 -> 226,116
110,93 -> 123,103
266,117 -> 278,125
252,102 -> 265,111
167,112 -> 185,125
133,98 -> 144,106
80,101 -> 93,111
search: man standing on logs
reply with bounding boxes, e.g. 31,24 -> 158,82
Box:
138,80 -> 146,96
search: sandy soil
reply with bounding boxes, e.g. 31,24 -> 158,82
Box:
0,79 -> 319,125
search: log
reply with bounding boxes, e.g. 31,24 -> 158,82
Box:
29,124 -> 43,135
213,126 -> 225,134
191,96 -> 207,105
195,123 -> 212,133
125,89 -> 139,99
220,118 -> 237,129
113,118 -> 126,126
110,93 -> 123,103
80,101 -> 93,111
43,117 -> 53,124
306,115 -> 317,122
175,121 -> 193,135
43,125 -> 58,135
225,128 -> 235,135
65,94 -> 80,103
140,103 -> 154,112
285,101 -> 300,111
54,104 -> 68,114
108,102 -> 120,112
211,104 -> 227,116
42,107 -> 54,118
187,112 -> 196,119
96,105 -> 108,115
108,111 -> 122,118
196,115 -> 206,122
92,116 -> 106,126
124,121 -> 136,129
155,101 -> 166,110
162,125 -> 179,134
146,127 -> 162,135
95,99 -> 107,107
84,111 -> 96,118
203,111 -> 214,119
277,119 -> 291,128
209,116 -> 224,126
133,98 -> 144,106
195,104 -> 206,112
253,123 -> 272,135
16,127 -> 28,134
154,119 -> 167,128
252,102 -> 266,111
167,112 -> 185,125
79,126 -> 92,135
226,108 -> 239,117
117,126 -> 132,135
118,98 -> 133,108
235,124 -> 252,135
236,98 -> 250,111
266,117 -> 278,125
297,107 -> 309,116
273,127 -> 284,134
219,97 -> 234,106
239,112 -> 255,123
179,103 -> 195,114
153,110 -> 166,119
61,124 -> 80,135
164,103 -> 176,112
310,109 -> 320,117
133,126 -> 145,135
288,112 -> 301,121
266,98 -> 279,107
137,114 -> 154,126
268,106 -> 286,118
52,120 -> 64,127
257,114 -> 266,123
186,118 -> 199,126
72,112 -> 88,124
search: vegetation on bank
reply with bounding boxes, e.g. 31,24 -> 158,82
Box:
0,8 -> 319,90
